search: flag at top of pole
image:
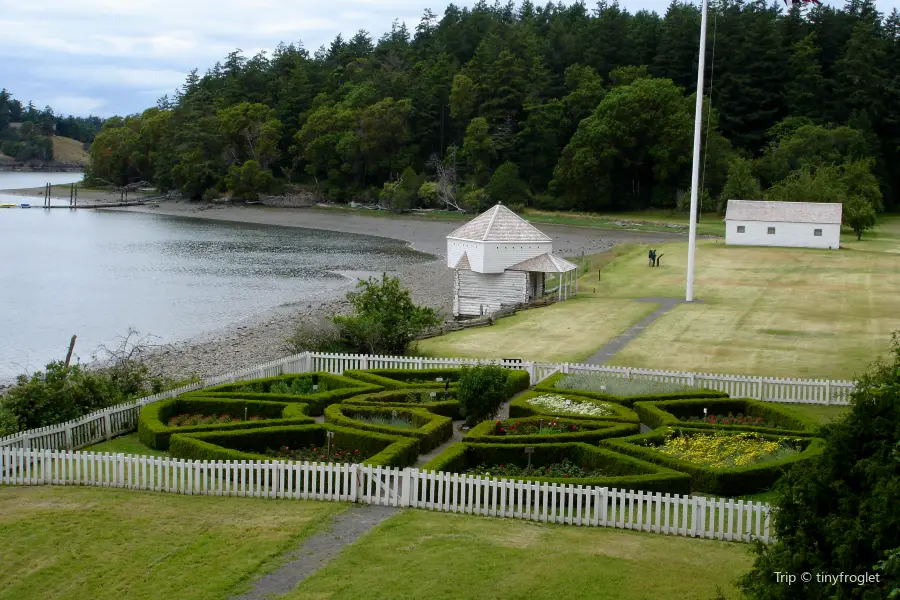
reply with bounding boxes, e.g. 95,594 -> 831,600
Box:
685,0 -> 709,302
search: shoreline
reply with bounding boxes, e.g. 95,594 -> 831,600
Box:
1,198 -> 682,387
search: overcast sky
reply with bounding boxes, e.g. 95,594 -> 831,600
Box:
1,0 -> 897,118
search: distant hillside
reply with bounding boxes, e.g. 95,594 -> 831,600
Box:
52,136 -> 89,165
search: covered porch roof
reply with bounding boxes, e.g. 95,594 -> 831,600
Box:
505,252 -> 578,273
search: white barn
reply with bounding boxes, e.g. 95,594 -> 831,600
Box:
724,200 -> 842,250
447,203 -> 578,318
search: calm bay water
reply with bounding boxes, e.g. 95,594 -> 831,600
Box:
0,172 -> 430,379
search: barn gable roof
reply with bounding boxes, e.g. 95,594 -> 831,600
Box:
725,200 -> 842,224
506,253 -> 578,273
446,203 -> 552,242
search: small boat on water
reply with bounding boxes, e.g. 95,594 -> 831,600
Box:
20,203 -> 31,208
0,203 -> 16,208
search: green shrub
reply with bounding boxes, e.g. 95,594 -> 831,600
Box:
344,368 -> 461,390
509,391 -> 640,423
190,373 -> 380,415
633,398 -> 819,436
457,363 -> 509,426
169,424 -> 418,467
340,389 -> 462,419
421,441 -> 691,494
601,426 -> 826,496
324,404 -> 452,453
138,396 -> 313,450
536,372 -> 728,407
464,417 -> 638,444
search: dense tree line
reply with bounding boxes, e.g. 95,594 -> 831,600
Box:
0,88 -> 104,161
85,0 -> 899,217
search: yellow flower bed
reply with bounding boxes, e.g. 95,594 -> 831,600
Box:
657,431 -> 798,468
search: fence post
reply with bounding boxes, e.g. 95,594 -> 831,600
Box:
824,380 -> 831,405
65,424 -> 74,450
756,377 -> 765,401
400,468 -> 411,507
416,357 -> 423,370
527,361 -> 536,385
103,411 -> 113,440
361,356 -> 369,370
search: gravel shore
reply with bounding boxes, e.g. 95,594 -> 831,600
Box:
3,198 -> 684,385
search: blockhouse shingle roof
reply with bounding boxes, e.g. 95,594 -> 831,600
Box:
446,203 -> 553,242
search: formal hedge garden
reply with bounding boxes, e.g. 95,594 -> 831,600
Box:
125,366 -> 826,495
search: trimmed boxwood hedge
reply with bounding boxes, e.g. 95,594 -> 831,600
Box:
508,391 -> 640,423
345,367 -> 531,399
169,424 -> 419,467
138,396 -> 314,450
463,416 -> 639,445
601,426 -> 826,496
341,389 -> 462,419
324,404 -> 453,453
185,372 -> 381,416
633,397 -> 819,436
535,372 -> 729,407
421,441 -> 691,494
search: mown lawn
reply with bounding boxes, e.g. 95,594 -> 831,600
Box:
84,433 -> 168,457
415,294 -> 657,363
596,222 -> 900,379
286,509 -> 753,600
0,486 -> 344,600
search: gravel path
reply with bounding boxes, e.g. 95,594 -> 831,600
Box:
583,297 -> 702,365
231,504 -> 398,600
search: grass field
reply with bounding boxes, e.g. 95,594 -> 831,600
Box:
0,486 -> 344,600
419,216 -> 900,380
51,137 -> 89,164
287,509 -> 753,600
86,433 -> 169,457
415,295 -> 657,363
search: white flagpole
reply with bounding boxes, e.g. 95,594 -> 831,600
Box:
686,0 -> 709,303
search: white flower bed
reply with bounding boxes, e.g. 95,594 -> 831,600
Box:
525,394 -> 615,417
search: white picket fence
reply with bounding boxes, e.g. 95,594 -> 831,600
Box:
0,448 -> 772,544
0,351 -> 854,453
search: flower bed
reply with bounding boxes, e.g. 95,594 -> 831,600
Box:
534,372 -> 728,407
189,372 -> 381,416
168,413 -> 265,427
508,391 -> 639,423
421,441 -> 691,494
463,416 -> 638,445
466,459 -> 606,479
266,444 -> 366,464
632,398 -> 817,435
344,367 -> 530,399
601,426 -> 826,496
169,424 -> 418,467
323,403 -> 453,453
656,430 -> 799,468
138,396 -> 314,450
340,389 -> 462,419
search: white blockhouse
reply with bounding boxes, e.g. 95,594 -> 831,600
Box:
447,203 -> 578,318
725,200 -> 842,250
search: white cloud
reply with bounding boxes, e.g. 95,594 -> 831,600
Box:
44,95 -> 108,115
